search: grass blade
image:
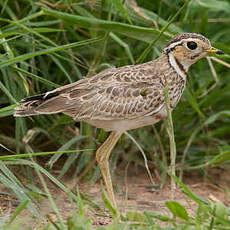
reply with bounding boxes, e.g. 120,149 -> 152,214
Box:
0,36 -> 104,68
4,200 -> 29,227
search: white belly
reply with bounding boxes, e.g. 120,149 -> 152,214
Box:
85,109 -> 167,133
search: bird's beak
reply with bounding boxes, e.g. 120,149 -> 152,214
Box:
207,47 -> 224,55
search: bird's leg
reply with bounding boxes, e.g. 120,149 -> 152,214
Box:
96,131 -> 121,209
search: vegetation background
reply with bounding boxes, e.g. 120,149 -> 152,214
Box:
0,0 -> 230,229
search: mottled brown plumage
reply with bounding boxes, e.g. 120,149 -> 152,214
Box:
14,33 -> 223,210
15,53 -> 185,132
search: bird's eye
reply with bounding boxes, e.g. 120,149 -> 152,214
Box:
187,41 -> 197,50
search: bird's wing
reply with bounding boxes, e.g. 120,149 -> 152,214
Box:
69,82 -> 165,120
15,64 -> 165,120
63,65 -> 165,120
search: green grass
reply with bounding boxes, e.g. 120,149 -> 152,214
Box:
0,0 -> 230,229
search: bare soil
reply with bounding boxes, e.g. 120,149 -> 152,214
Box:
1,165 -> 230,227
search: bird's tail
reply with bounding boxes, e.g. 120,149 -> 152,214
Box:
14,92 -> 59,117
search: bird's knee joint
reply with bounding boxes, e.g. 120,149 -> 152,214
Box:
96,155 -> 108,165
96,154 -> 109,170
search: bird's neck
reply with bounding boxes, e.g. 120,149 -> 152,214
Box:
165,52 -> 189,81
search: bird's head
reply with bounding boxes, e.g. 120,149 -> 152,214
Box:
164,33 -> 224,71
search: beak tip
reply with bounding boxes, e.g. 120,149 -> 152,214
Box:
216,49 -> 224,55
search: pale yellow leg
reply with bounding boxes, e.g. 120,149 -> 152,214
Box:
96,131 -> 121,209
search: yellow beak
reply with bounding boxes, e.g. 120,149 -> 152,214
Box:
207,47 -> 224,55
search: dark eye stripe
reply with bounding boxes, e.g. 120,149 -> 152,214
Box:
164,42 -> 183,54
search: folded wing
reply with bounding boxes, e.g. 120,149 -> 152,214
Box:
14,65 -> 165,120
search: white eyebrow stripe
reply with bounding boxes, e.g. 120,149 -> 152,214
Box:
164,38 -> 204,53
164,41 -> 183,53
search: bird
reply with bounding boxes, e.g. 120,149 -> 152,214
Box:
14,32 -> 224,210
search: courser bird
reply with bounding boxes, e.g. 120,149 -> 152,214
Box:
14,33 -> 224,209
